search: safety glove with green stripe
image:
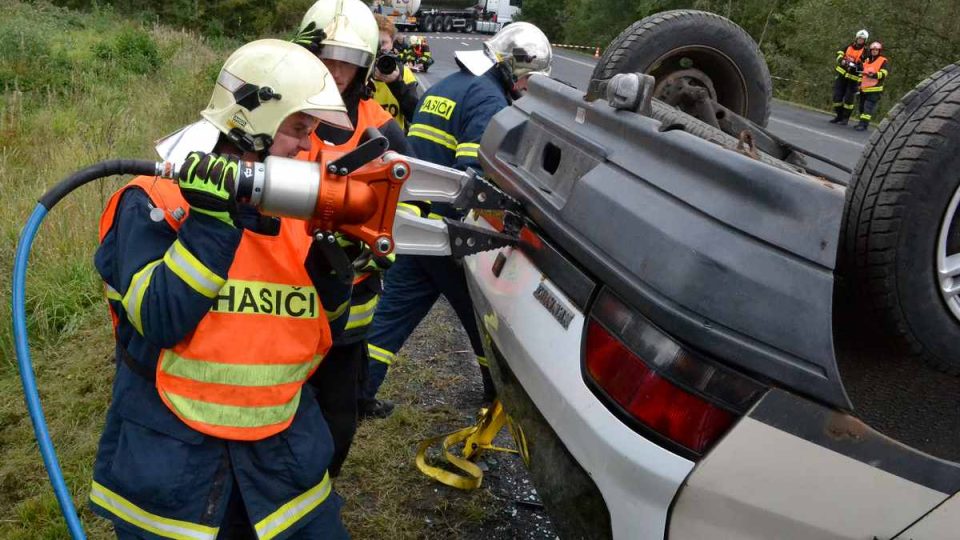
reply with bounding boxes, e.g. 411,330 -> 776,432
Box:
178,151 -> 239,227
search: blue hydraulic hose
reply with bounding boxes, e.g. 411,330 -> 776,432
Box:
12,160 -> 157,539
12,204 -> 87,540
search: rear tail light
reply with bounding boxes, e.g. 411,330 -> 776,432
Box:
584,289 -> 766,458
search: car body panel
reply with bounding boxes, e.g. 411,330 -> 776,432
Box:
669,416 -> 946,539
478,75 -> 851,409
463,222 -> 694,539
894,493 -> 960,539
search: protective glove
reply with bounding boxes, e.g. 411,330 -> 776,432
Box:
178,151 -> 238,227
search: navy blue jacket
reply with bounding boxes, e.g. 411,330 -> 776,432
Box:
90,189 -> 350,539
407,63 -> 510,172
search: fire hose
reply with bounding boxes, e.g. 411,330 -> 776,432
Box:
11,135 -> 520,538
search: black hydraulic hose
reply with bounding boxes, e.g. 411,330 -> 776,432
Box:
38,160 -> 162,209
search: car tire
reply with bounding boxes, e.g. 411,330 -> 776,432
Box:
839,63 -> 960,375
443,16 -> 454,32
591,10 -> 772,126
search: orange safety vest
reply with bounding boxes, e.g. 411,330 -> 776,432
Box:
843,44 -> 865,63
99,176 -> 333,441
861,55 -> 888,91
304,98 -> 393,162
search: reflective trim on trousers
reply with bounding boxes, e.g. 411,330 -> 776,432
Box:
367,343 -> 395,365
254,472 -> 333,540
90,480 -> 219,540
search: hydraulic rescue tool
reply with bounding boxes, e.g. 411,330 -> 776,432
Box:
11,134 -> 519,538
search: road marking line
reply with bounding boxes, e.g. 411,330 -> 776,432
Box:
460,41 -> 469,45
554,54 -> 596,68
769,117 -> 864,147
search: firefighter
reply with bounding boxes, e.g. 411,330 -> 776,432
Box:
359,22 -> 553,418
91,39 -> 354,539
830,29 -> 869,125
410,35 -> 434,72
293,0 -> 411,476
856,41 -> 889,131
373,14 -> 420,131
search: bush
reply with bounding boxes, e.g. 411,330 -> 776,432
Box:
93,28 -> 162,74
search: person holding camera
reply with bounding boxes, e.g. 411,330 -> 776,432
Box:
373,14 -> 420,132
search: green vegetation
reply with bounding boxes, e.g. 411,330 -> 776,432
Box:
518,0 -> 960,114
0,2 -> 224,535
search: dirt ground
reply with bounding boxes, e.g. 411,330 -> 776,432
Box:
338,298 -> 558,539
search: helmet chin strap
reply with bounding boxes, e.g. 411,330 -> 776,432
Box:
227,128 -> 273,158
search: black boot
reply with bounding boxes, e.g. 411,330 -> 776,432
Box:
854,121 -> 868,131
358,398 -> 395,419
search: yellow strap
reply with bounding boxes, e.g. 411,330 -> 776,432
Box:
414,401 -> 517,490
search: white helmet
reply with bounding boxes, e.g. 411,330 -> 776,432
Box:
856,29 -> 869,40
296,0 -> 380,83
484,22 -> 553,78
201,39 -> 351,153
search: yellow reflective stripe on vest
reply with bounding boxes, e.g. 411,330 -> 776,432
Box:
163,388 -> 302,428
90,480 -> 218,540
255,472 -> 333,540
455,142 -> 480,158
346,295 -> 379,330
325,299 -> 350,322
368,344 -> 395,365
123,259 -> 162,335
162,351 -> 322,387
862,86 -> 884,93
212,280 -> 319,319
164,240 -> 225,299
408,123 -> 457,150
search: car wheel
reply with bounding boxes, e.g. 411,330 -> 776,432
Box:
443,16 -> 454,32
591,10 -> 772,126
840,63 -> 960,375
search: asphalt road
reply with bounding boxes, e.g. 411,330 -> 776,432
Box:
406,32 -> 873,182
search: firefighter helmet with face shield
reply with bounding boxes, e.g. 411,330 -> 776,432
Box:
856,29 -> 869,41
200,39 -> 351,153
295,0 -> 380,84
484,22 -> 553,78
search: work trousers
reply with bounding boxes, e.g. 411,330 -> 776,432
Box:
309,340 -> 368,477
832,75 -> 859,120
362,254 -> 486,401
858,92 -> 882,125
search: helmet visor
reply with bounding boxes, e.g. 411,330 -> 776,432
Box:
304,108 -> 354,131
319,44 -> 374,68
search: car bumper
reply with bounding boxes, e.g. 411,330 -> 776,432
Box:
463,226 -> 694,539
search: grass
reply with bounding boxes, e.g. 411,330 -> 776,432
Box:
0,1 -> 224,370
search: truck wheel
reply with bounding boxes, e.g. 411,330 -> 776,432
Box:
591,10 -> 772,126
424,15 -> 435,32
840,63 -> 960,375
443,16 -> 454,32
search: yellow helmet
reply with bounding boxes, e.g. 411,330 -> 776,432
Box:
201,39 -> 350,153
295,0 -> 380,83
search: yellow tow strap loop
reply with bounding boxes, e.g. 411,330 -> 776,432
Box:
415,401 -> 518,490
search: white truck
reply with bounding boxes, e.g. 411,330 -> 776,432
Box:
377,0 -> 520,34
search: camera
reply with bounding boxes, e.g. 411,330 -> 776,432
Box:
376,53 -> 399,76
